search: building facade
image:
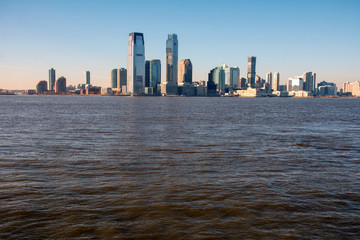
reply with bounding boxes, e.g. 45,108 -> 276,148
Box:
49,68 -> 55,91
149,60 -> 161,90
166,34 -> 178,85
273,72 -> 280,91
178,59 -> 192,84
247,56 -> 256,88
36,80 -> 48,93
118,68 -> 127,92
55,77 -> 66,93
266,72 -> 272,89
85,71 -> 90,85
288,76 -> 304,91
111,69 -> 117,89
127,32 -> 145,94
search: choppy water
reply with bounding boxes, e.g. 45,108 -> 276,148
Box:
0,95 -> 360,239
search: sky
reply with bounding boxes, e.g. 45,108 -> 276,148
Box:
0,0 -> 359,90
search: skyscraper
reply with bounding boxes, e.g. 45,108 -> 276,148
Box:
149,60 -> 161,90
178,59 -> 192,84
111,69 -> 117,89
210,67 -> 225,93
247,56 -> 256,88
36,80 -> 47,93
266,72 -> 273,89
273,72 -> 280,91
166,34 -> 178,85
117,68 -> 127,92
312,73 -> 317,94
145,60 -> 150,87
85,71 -> 90,85
229,67 -> 240,89
49,68 -> 55,91
127,32 -> 145,94
303,72 -> 314,93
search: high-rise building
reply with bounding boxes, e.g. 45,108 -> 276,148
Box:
273,72 -> 280,91
149,60 -> 161,90
247,56 -> 256,88
210,67 -> 226,93
55,77 -> 66,93
36,80 -> 47,93
312,73 -> 317,94
49,68 -> 55,91
117,68 -> 127,92
166,34 -> 178,85
229,67 -> 240,89
85,71 -> 90,85
178,59 -> 192,84
111,69 -> 117,89
303,72 -> 314,93
127,32 -> 145,94
266,72 -> 273,89
145,60 -> 150,87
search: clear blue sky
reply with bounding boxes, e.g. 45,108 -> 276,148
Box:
1,0 -> 359,89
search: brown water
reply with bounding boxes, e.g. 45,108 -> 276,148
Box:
0,95 -> 360,239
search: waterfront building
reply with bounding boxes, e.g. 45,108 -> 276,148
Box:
149,60 -> 161,92
49,68 -> 55,91
317,81 -> 337,96
55,76 -> 66,93
255,75 -> 263,89
240,77 -> 247,89
266,72 -> 272,90
127,32 -> 145,94
145,60 -> 150,87
247,56 -> 256,88
288,76 -> 304,91
36,80 -> 47,93
230,67 -> 240,89
117,68 -> 127,92
178,59 -> 192,84
302,72 -> 315,94
85,71 -> 90,84
162,33 -> 179,95
111,69 -> 117,89
210,67 -> 225,93
273,72 -> 280,91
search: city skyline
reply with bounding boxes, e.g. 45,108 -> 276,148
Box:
1,0 -> 360,90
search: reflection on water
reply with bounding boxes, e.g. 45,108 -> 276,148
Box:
0,96 -> 360,239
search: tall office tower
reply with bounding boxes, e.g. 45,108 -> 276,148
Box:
49,68 -> 56,91
303,72 -> 314,93
127,32 -> 145,94
149,59 -> 161,89
240,77 -> 247,89
312,73 -> 317,94
166,34 -> 178,85
266,72 -> 273,89
273,72 -> 280,91
255,75 -> 262,88
117,68 -> 127,92
85,71 -> 90,84
178,59 -> 192,84
230,67 -> 240,88
111,69 -> 118,89
55,76 -> 66,93
247,56 -> 256,88
145,60 -> 150,87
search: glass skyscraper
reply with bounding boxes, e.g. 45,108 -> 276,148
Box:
48,68 -> 55,91
166,34 -> 178,85
85,71 -> 90,85
111,69 -> 117,89
247,56 -> 256,88
150,60 -> 161,89
178,59 -> 192,84
127,32 -> 145,94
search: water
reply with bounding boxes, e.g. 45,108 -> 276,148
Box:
0,95 -> 359,239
